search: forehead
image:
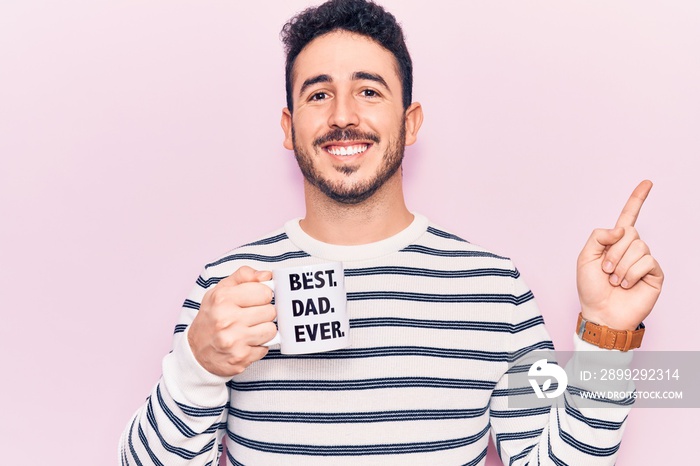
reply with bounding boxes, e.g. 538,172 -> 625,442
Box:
291,30 -> 400,90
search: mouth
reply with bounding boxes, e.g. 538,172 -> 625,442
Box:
323,142 -> 371,157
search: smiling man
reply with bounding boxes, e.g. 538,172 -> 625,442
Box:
283,31 -> 419,209
120,1 -> 663,465
281,28 -> 423,243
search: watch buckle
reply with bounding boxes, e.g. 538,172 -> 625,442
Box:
577,317 -> 588,339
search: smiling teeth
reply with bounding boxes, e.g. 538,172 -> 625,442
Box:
327,144 -> 368,156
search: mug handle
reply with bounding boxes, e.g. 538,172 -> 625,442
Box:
260,280 -> 281,347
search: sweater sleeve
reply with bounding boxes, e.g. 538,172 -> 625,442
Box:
119,267 -> 232,466
489,267 -> 635,466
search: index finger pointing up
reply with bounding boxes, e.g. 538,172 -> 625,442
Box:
615,180 -> 653,227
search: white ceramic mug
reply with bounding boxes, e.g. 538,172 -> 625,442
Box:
261,261 -> 350,355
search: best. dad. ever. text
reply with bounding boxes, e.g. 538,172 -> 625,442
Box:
288,270 -> 345,343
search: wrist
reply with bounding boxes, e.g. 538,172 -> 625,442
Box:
580,307 -> 641,331
576,312 -> 645,351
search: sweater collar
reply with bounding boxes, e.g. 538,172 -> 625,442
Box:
284,213 -> 428,262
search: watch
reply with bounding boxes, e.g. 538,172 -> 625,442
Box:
576,312 -> 645,351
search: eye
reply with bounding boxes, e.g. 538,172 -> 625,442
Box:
309,92 -> 328,101
361,89 -> 380,98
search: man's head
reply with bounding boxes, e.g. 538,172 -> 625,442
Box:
281,0 -> 413,113
279,1 -> 423,206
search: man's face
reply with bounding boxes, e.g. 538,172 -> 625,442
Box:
281,31 -> 421,204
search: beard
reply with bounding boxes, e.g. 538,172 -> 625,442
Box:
292,123 -> 406,205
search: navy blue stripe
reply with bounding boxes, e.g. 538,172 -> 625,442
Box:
495,428 -> 542,458
228,425 -> 490,456
557,412 -> 620,456
464,446 -> 488,466
262,346 -> 510,362
512,341 -> 556,359
206,251 -> 310,268
347,290 -> 534,305
121,441 -> 131,466
182,299 -> 200,311
492,382 -> 561,398
566,386 -> 635,406
506,362 -> 555,375
242,232 -> 288,247
145,394 -> 217,460
227,449 -> 244,466
197,276 -> 217,288
127,417 -> 145,466
562,395 -> 626,430
156,386 -> 214,438
350,316 -> 544,333
345,266 -> 518,278
496,429 -> 543,442
427,226 -> 469,242
137,423 -> 165,466
547,437 -> 568,466
173,399 -> 227,418
401,244 -> 509,260
260,341 -> 552,364
490,406 -> 551,418
198,266 -> 521,288
228,406 -> 489,423
229,377 -> 497,392
492,386 -> 539,397
509,445 -> 535,466
173,324 -> 188,334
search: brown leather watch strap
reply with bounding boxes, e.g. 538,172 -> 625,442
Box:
576,312 -> 645,351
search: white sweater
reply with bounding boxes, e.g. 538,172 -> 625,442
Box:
120,214 -> 633,465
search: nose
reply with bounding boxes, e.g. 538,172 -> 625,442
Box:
327,93 -> 359,128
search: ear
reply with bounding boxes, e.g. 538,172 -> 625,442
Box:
403,102 -> 423,146
281,108 -> 294,150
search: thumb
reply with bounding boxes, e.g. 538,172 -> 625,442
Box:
578,227 -> 625,265
221,266 -> 269,286
254,270 -> 273,282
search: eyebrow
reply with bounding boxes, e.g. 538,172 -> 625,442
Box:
352,71 -> 389,91
299,74 -> 332,96
298,71 -> 391,97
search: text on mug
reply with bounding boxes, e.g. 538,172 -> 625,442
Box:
289,270 -> 338,291
294,321 -> 345,342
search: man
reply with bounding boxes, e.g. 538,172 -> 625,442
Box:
120,0 -> 663,464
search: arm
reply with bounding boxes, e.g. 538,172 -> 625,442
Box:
490,290 -> 633,466
119,266 -> 277,465
489,291 -> 635,465
491,181 -> 663,465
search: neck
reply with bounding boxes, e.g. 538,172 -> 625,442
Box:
300,172 -> 413,245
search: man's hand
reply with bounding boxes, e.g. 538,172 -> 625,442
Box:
577,180 -> 664,330
187,266 -> 278,377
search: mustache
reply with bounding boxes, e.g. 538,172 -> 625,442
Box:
313,128 -> 380,147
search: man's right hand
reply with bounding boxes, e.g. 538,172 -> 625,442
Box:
187,266 -> 278,377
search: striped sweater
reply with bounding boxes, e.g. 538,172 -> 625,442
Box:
120,214 -> 633,465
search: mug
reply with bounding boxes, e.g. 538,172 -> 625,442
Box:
261,261 -> 350,355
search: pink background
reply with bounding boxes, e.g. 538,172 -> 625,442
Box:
1,0 -> 698,463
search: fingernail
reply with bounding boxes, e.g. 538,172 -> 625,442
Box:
603,261 -> 614,273
610,274 -> 619,285
621,279 -> 629,288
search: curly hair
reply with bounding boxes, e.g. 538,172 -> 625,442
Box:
281,0 -> 413,112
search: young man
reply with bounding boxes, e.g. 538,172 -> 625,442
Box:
120,1 -> 663,464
